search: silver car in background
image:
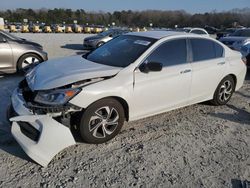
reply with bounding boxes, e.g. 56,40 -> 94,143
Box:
83,28 -> 129,49
0,30 -> 48,73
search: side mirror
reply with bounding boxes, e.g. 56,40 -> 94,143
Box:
139,61 -> 163,73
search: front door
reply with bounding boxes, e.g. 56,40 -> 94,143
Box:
131,38 -> 192,119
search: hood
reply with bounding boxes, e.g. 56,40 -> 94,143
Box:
26,55 -> 122,91
15,39 -> 43,49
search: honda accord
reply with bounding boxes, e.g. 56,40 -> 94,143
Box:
9,31 -> 247,166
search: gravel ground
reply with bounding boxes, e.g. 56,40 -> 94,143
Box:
0,34 -> 249,188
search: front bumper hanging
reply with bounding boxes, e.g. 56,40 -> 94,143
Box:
10,115 -> 76,167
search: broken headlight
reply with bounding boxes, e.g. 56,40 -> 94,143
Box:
34,88 -> 81,105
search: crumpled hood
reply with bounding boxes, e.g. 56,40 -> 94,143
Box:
26,55 -> 122,91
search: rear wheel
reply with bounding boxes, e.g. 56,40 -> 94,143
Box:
17,53 -> 43,73
211,76 -> 235,106
79,98 -> 125,144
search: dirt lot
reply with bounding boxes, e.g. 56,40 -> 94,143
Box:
0,33 -> 249,188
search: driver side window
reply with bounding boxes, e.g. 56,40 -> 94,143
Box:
146,39 -> 187,67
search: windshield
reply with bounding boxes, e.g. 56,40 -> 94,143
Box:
98,30 -> 113,37
85,35 -> 156,67
0,30 -> 20,40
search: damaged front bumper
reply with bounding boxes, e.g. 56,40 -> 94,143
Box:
9,88 -> 76,167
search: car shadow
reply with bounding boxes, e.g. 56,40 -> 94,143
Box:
0,130 -> 32,162
61,44 -> 90,56
61,44 -> 83,50
0,73 -> 33,162
237,91 -> 250,99
209,104 -> 250,125
231,179 -> 250,188
0,74 -> 23,131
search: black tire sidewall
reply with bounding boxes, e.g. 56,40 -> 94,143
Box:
17,53 -> 42,73
80,98 -> 125,144
213,76 -> 235,105
246,53 -> 250,67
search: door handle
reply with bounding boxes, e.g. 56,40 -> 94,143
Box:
180,69 -> 191,74
217,62 -> 225,65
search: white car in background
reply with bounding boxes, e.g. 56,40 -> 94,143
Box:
177,27 -> 209,36
9,31 -> 246,166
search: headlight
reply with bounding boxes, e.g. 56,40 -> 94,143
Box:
34,88 -> 81,105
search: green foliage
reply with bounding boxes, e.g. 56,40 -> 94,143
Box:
0,8 -> 249,28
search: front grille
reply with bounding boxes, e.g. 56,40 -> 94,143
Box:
26,102 -> 70,114
17,121 -> 40,142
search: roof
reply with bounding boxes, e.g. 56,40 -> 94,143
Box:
126,31 -> 187,39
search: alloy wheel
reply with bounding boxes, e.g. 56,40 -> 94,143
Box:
218,80 -> 233,102
21,56 -> 40,69
88,106 -> 119,138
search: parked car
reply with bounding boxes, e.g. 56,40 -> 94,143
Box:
204,25 -> 219,34
241,40 -> 250,68
9,31 -> 246,166
83,28 -> 129,49
176,27 -> 209,36
216,28 -> 238,40
0,30 -> 47,73
219,28 -> 250,50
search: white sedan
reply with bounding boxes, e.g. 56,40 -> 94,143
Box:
9,31 -> 247,166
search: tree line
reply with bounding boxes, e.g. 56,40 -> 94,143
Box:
0,8 -> 250,28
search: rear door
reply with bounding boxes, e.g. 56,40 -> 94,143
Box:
189,38 -> 225,103
0,33 -> 13,70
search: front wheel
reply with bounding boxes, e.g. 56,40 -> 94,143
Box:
79,98 -> 125,144
17,53 -> 43,73
211,76 -> 235,106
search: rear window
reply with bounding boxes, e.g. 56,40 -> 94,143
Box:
190,38 -> 224,62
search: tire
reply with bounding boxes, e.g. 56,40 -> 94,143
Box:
96,42 -> 105,48
79,98 -> 125,144
17,53 -> 43,73
246,54 -> 250,67
211,76 -> 235,106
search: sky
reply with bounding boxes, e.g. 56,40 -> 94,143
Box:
0,0 -> 249,13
